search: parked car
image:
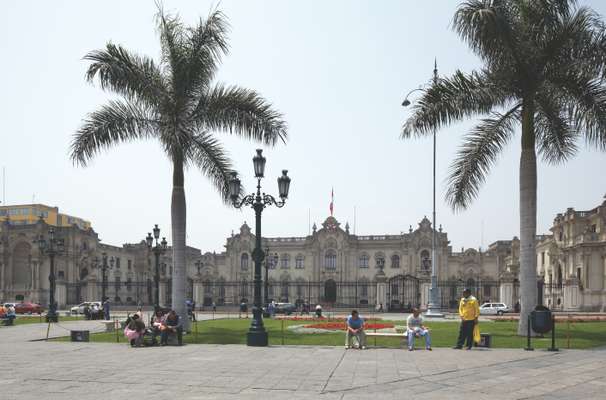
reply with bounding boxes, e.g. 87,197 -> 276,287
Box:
479,303 -> 511,316
14,302 -> 43,314
274,302 -> 297,315
70,302 -> 102,315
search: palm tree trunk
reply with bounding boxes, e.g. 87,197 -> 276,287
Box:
171,157 -> 189,331
517,97 -> 538,336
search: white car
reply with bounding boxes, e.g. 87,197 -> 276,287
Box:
480,303 -> 511,316
70,302 -> 102,315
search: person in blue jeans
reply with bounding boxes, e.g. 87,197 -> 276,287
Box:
406,308 -> 432,351
160,310 -> 183,346
345,310 -> 366,349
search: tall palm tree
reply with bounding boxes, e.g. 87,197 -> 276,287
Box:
402,0 -> 606,334
70,7 -> 287,329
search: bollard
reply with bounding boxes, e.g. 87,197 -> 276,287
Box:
115,318 -> 120,343
547,316 -> 559,351
524,314 -> 533,351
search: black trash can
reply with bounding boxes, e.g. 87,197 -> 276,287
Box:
70,330 -> 90,342
530,309 -> 553,334
478,333 -> 491,348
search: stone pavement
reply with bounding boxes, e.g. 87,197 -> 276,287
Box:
0,321 -> 604,400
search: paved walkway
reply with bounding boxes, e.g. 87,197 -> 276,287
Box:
0,321 -> 604,399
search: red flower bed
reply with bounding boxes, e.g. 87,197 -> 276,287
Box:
303,322 -> 394,330
277,316 -> 382,322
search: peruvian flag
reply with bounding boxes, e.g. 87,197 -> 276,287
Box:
329,187 -> 334,216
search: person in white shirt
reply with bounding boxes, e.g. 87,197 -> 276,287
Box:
406,308 -> 431,351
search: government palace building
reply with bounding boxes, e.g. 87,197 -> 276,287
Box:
1,196 -> 605,312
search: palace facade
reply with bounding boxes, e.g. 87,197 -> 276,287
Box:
1,198 -> 605,311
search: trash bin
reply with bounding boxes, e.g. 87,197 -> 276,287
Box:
478,333 -> 491,348
70,330 -> 90,342
530,309 -> 552,334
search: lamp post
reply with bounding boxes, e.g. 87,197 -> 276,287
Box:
263,248 -> 277,306
402,59 -> 443,317
97,252 -> 114,303
36,227 -> 64,322
229,149 -> 291,346
146,225 -> 168,311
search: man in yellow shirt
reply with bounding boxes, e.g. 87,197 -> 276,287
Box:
453,288 -> 480,350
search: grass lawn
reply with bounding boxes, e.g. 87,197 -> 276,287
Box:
55,318 -> 606,349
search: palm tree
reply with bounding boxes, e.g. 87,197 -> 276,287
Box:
402,0 -> 606,334
70,6 -> 287,329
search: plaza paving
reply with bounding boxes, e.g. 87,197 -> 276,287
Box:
0,320 -> 605,400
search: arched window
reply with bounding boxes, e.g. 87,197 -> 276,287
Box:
295,254 -> 304,269
359,280 -> 369,297
324,250 -> 337,270
420,250 -> 431,270
295,280 -> 304,298
466,278 -> 476,289
280,254 -> 290,269
358,254 -> 369,269
240,253 -> 249,271
391,254 -> 400,268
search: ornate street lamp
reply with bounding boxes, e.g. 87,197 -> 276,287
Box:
146,225 -> 168,311
230,149 -> 291,346
95,252 -> 114,304
36,227 -> 65,322
402,59 -> 443,317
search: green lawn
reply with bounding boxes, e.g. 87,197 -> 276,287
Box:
55,318 -> 606,349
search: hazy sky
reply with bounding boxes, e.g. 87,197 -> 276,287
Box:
1,0 -> 605,253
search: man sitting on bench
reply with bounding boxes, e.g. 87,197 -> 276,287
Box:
160,310 -> 183,346
406,308 -> 431,351
345,310 -> 366,349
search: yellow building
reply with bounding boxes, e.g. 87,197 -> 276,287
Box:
0,204 -> 91,230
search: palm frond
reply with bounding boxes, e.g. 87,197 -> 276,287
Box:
445,105 -> 520,211
155,5 -> 187,99
70,100 -> 159,166
84,43 -> 168,108
534,90 -> 578,164
183,7 -> 230,102
194,84 -> 288,145
186,131 -> 236,203
402,69 -> 508,138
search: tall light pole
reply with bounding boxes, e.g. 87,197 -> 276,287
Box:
402,59 -> 443,317
97,252 -> 114,303
36,227 -> 64,322
146,225 -> 167,312
229,149 -> 291,346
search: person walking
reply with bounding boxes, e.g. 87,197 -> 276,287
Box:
453,288 -> 480,350
102,298 -> 111,321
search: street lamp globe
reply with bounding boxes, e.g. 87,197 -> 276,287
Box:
229,172 -> 241,202
253,149 -> 266,178
153,224 -> 160,240
146,233 -> 153,248
161,237 -> 168,250
277,170 -> 291,199
401,98 -> 411,107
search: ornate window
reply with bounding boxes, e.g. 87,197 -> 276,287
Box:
324,250 -> 337,270
280,254 -> 290,269
240,253 -> 249,271
358,254 -> 369,268
420,250 -> 431,270
391,254 -> 400,268
295,254 -> 305,269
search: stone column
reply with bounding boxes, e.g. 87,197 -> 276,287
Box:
375,273 -> 387,309
159,278 -> 168,307
55,278 -> 67,309
499,273 -> 515,308
563,276 -> 581,311
87,275 -> 98,301
193,275 -> 203,305
420,280 -> 430,310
